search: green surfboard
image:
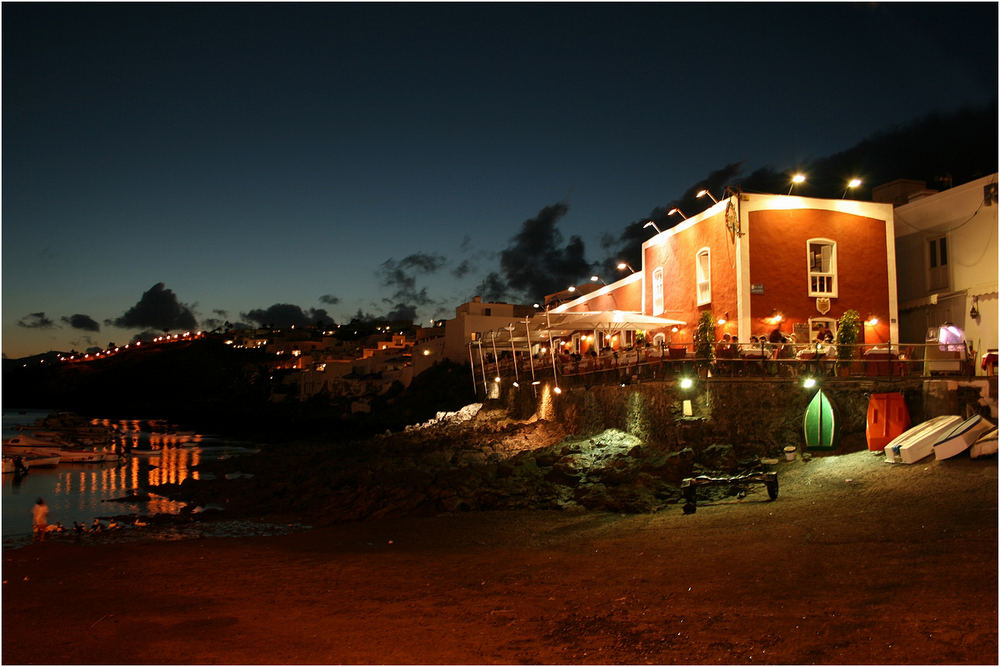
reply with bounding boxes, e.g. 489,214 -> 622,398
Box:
804,389 -> 837,450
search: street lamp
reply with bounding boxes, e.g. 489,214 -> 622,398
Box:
788,173 -> 806,195
668,208 -> 687,220
616,262 -> 635,273
696,189 -> 719,204
643,220 -> 661,234
842,178 -> 862,198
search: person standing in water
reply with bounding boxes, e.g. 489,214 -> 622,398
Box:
32,498 -> 49,541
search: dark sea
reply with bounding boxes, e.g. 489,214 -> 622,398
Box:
1,409 -> 278,548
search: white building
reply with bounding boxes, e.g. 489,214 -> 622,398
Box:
890,173 -> 998,374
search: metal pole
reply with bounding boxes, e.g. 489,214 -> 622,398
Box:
477,341 -> 488,394
545,308 -> 559,387
508,325 -> 520,384
525,316 -> 537,397
490,330 -> 500,380
468,344 -> 478,396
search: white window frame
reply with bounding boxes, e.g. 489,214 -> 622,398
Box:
806,238 -> 838,297
696,247 -> 711,306
652,267 -> 664,316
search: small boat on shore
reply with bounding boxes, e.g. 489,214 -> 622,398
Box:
804,389 -> 837,450
934,415 -> 995,460
866,392 -> 910,451
22,452 -> 62,468
969,427 -> 998,459
885,415 -> 962,464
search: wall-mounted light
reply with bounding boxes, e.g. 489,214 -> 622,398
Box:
802,377 -> 817,389
696,189 -> 719,204
643,220 -> 661,233
617,262 -> 635,273
842,178 -> 862,198
788,173 -> 806,195
668,208 -> 687,220
679,377 -> 694,389
865,316 -> 879,326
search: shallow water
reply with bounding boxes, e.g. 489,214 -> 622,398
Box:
3,410 -> 268,549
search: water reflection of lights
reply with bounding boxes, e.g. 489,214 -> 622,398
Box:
51,450 -> 201,515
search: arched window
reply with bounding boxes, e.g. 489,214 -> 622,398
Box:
806,239 -> 838,297
696,248 -> 711,305
652,267 -> 664,315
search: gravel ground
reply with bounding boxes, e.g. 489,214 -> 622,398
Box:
3,449 -> 996,665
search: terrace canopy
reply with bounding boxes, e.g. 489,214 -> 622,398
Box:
476,310 -> 686,349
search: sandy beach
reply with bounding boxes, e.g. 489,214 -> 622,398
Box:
2,450 -> 996,665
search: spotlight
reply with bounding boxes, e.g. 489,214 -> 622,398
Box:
680,377 -> 694,389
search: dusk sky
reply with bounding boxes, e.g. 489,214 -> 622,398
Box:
3,2 -> 997,359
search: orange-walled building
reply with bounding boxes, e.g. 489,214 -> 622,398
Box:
643,193 -> 899,345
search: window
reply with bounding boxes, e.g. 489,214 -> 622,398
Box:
807,239 -> 838,297
928,235 -> 949,291
696,248 -> 711,305
652,267 -> 664,315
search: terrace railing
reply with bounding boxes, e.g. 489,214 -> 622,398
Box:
480,340 -> 987,389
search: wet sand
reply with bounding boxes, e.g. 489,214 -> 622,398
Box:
3,451 -> 996,664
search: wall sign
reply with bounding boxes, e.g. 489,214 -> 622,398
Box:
750,284 -> 764,295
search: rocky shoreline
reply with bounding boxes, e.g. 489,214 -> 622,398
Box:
147,402 -> 780,526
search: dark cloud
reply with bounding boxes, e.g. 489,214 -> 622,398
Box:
599,162 -> 747,276
17,312 -> 55,328
378,253 -> 446,302
384,304 -> 417,322
212,309 -> 229,318
319,294 -> 340,305
451,260 -> 472,279
61,314 -> 100,332
110,283 -> 198,332
492,203 -> 592,302
375,252 -> 446,321
242,304 -> 336,329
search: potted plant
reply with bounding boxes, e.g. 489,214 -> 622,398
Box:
835,309 -> 861,373
694,310 -> 715,375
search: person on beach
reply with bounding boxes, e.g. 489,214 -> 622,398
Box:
32,498 -> 49,541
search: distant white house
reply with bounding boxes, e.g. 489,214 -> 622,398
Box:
889,173 -> 998,373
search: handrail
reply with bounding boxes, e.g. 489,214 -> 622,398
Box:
478,340 -> 984,383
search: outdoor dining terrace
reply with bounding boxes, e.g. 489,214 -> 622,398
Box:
471,340 -> 986,394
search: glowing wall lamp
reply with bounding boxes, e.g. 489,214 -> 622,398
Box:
788,173 -> 806,195
617,262 -> 635,273
643,220 -> 661,234
679,377 -> 694,389
842,178 -> 862,198
802,377 -> 817,389
668,208 -> 687,220
696,189 -> 719,204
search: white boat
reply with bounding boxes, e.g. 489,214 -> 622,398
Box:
970,427 -> 998,459
60,449 -> 120,463
22,452 -> 62,468
884,415 -> 962,464
934,415 -> 995,460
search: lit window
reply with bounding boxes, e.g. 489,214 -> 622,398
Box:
652,267 -> 664,315
806,239 -> 837,297
696,248 -> 711,306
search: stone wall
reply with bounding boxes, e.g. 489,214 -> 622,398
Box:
504,377 -> 994,460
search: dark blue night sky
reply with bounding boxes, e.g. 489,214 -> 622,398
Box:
3,2 -> 997,357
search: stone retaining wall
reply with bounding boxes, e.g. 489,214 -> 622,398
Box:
503,378 -> 993,460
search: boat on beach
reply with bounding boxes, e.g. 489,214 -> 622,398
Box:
969,427 -> 998,459
884,415 -> 962,464
933,415 -> 995,460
